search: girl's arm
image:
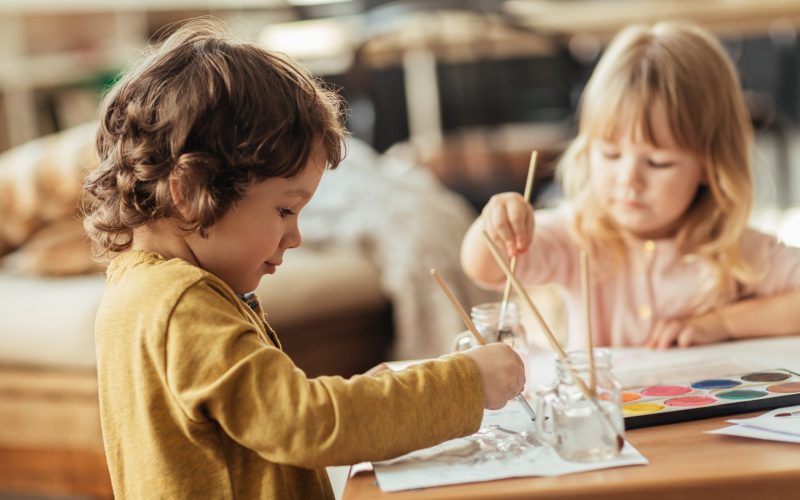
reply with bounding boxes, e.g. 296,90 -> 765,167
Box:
718,289 -> 800,338
647,289 -> 800,349
461,215 -> 507,287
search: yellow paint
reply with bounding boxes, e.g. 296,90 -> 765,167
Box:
623,402 -> 664,415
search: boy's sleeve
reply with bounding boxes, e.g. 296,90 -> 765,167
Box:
743,228 -> 800,296
164,280 -> 484,468
513,208 -> 580,288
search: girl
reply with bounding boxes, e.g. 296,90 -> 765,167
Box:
461,22 -> 800,350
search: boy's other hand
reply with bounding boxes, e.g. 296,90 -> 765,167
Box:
465,343 -> 525,410
481,192 -> 535,257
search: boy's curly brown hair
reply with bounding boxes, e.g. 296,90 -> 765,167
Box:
82,18 -> 347,257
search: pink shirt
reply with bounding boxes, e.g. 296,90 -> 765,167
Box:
515,208 -> 800,348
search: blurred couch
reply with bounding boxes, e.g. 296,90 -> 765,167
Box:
0,122 -> 492,498
0,125 -> 392,499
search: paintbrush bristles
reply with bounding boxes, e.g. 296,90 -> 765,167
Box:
430,269 -> 487,346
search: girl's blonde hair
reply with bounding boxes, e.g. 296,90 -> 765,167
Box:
559,22 -> 756,300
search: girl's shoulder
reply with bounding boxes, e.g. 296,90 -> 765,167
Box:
535,203 -> 575,229
740,225 -> 800,260
741,225 -> 792,248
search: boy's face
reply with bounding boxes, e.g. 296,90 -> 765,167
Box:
185,145 -> 326,294
587,104 -> 705,240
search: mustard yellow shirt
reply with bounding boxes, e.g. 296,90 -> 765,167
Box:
95,251 -> 483,499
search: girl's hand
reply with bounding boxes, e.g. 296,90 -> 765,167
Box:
481,192 -> 535,257
646,313 -> 732,350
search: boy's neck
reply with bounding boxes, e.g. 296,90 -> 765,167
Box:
130,220 -> 199,267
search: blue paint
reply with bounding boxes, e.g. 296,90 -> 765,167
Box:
691,379 -> 741,390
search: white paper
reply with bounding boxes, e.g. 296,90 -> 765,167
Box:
708,424 -> 800,444
726,405 -> 800,436
373,402 -> 648,492
527,336 -> 800,390
707,405 -> 800,444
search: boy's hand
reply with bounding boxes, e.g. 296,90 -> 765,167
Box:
465,343 -> 526,410
646,313 -> 732,350
481,192 -> 535,258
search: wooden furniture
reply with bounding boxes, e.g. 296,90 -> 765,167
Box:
505,0 -> 800,40
343,411 -> 800,500
0,1 -> 296,152
0,366 -> 112,499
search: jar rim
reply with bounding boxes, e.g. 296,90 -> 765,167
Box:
554,348 -> 612,368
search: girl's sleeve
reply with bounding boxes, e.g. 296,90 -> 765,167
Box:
743,228 -> 800,296
164,280 -> 484,468
513,208 -> 580,287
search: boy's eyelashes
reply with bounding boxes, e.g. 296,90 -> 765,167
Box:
278,207 -> 296,218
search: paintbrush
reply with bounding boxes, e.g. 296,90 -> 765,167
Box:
481,231 -> 625,451
431,269 -> 537,422
498,151 -> 538,333
580,250 -> 597,396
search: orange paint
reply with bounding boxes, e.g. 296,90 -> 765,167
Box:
622,392 -> 641,403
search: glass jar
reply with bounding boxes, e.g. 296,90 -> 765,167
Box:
535,349 -> 624,462
452,301 -> 531,393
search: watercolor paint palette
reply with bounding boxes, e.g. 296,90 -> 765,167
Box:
622,368 -> 800,429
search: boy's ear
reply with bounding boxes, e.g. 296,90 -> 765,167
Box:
168,174 -> 190,218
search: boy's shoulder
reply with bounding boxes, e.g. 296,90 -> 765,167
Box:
103,250 -> 234,312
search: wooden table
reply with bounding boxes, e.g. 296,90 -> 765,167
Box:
343,411 -> 800,500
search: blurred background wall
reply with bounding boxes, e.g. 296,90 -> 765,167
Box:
2,0 -> 799,211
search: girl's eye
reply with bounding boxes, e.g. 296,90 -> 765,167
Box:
601,151 -> 620,160
648,159 -> 674,168
278,208 -> 295,219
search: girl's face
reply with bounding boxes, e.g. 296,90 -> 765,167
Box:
587,106 -> 705,240
185,144 -> 326,294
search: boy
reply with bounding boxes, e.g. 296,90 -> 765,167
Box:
82,19 -> 525,499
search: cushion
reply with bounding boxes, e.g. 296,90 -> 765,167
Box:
0,122 -> 97,258
0,246 -> 383,370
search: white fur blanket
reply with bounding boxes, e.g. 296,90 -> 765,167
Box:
300,139 -> 493,359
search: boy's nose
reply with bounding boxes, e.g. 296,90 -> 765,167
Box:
283,223 -> 302,249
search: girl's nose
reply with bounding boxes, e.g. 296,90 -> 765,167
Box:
618,155 -> 645,190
